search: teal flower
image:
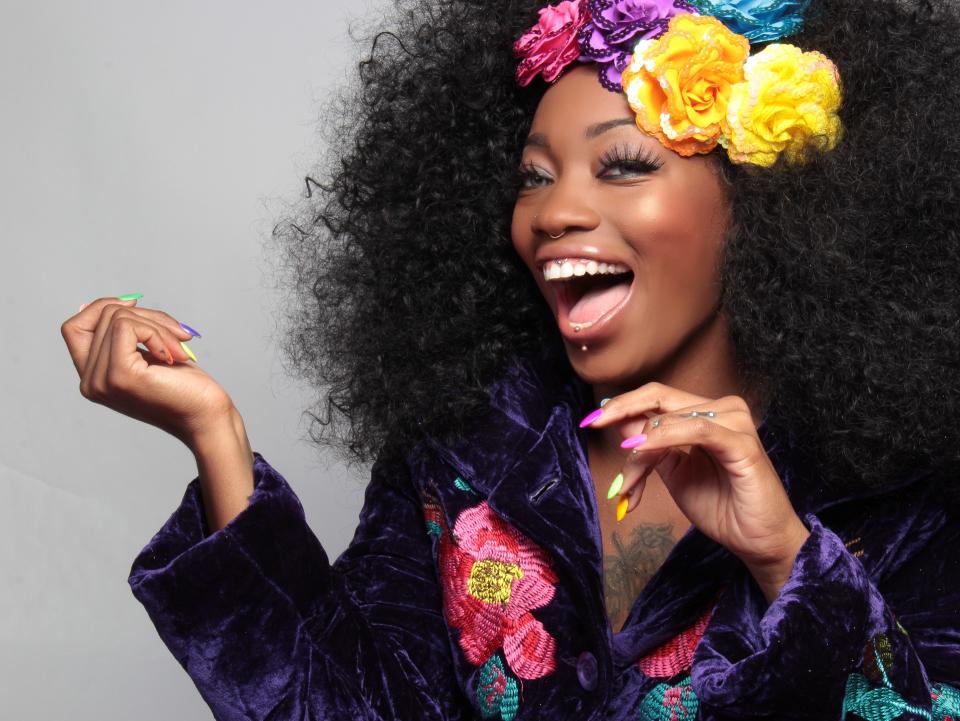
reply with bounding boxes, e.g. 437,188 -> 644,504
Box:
687,0 -> 811,42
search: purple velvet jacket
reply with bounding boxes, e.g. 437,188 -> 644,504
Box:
129,359 -> 960,720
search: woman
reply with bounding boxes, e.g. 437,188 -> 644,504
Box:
60,0 -> 960,718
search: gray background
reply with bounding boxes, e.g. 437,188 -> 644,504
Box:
1,1 -> 380,718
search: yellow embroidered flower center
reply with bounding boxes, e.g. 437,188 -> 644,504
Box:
467,560 -> 525,605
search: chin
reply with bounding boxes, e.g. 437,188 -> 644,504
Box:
563,342 -> 647,389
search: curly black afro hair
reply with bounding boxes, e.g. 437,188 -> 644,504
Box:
271,0 -> 960,496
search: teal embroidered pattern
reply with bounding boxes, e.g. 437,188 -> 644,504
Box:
476,654 -> 520,721
638,675 -> 699,721
454,476 -> 478,494
841,673 -> 931,721
931,683 -> 960,719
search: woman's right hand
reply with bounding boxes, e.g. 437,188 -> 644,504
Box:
61,296 -> 235,451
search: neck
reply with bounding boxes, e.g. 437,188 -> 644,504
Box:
586,310 -> 761,456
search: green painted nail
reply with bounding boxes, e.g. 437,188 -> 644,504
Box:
606,473 -> 624,500
116,293 -> 143,301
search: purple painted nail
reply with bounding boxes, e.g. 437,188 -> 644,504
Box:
579,408 -> 604,428
179,322 -> 202,338
620,434 -> 648,449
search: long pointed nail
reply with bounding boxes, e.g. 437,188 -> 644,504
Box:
616,496 -> 629,522
179,322 -> 202,338
599,397 -> 612,407
579,408 -> 603,427
180,342 -> 198,363
606,473 -> 623,500
620,434 -> 648,449
116,293 -> 143,301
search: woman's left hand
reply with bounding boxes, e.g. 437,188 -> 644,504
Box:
583,382 -> 810,602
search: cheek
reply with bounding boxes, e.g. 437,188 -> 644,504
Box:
622,189 -> 726,292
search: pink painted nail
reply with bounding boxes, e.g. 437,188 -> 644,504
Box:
620,434 -> 648,449
579,408 -> 604,428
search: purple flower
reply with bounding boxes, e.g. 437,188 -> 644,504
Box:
577,0 -> 696,91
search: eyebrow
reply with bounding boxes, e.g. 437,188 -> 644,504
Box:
524,117 -> 636,148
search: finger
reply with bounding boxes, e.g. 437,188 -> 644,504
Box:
581,382 -> 720,430
62,296 -> 139,375
614,445 -> 666,501
638,399 -> 755,439
86,306 -> 194,380
84,314 -> 188,403
625,416 -> 763,479
82,312 -> 192,399
114,312 -> 194,366
612,397 -> 751,448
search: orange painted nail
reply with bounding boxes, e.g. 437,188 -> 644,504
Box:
616,496 -> 628,522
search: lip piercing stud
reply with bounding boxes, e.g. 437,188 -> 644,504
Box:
581,345 -> 587,351
573,323 -> 582,333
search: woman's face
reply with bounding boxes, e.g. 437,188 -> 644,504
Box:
511,65 -> 732,391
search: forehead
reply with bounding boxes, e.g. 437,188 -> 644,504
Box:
528,64 -> 635,136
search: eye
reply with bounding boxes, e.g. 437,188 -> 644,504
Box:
598,144 -> 664,179
516,161 -> 552,190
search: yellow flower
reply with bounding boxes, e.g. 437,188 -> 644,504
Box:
622,13 -> 749,156
722,43 -> 843,166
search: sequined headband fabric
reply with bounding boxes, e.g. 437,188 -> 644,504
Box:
513,0 -> 843,167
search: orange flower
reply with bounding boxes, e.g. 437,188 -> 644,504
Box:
622,13 -> 749,156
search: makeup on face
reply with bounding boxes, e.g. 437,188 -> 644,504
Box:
510,65 -> 731,389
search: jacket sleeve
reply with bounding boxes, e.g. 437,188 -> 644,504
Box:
128,451 -> 468,721
692,492 -> 960,721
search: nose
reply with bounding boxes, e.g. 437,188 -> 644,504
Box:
531,174 -> 601,239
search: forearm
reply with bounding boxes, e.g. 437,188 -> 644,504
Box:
189,406 -> 255,533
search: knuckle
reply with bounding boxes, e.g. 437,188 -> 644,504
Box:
722,395 -> 749,413
104,367 -> 130,394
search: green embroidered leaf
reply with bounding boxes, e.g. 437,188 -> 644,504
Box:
501,676 -> 519,721
638,675 -> 699,721
476,654 -> 521,721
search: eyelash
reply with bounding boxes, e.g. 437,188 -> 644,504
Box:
516,144 -> 663,188
598,144 -> 664,175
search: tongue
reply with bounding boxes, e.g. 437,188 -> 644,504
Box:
568,280 -> 630,324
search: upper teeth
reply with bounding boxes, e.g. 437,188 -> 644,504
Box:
542,259 -> 630,282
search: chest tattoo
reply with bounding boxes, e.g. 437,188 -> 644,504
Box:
603,522 -> 676,632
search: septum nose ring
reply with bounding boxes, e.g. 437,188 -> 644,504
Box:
548,230 -> 566,239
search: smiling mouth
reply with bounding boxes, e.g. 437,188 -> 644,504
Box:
542,259 -> 635,334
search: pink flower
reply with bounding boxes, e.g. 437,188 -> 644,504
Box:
439,501 -> 559,679
514,0 -> 590,86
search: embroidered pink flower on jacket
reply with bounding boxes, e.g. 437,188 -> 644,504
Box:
638,605 -> 713,678
439,501 -> 559,679
514,0 -> 590,86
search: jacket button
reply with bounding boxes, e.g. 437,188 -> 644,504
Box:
576,651 -> 598,691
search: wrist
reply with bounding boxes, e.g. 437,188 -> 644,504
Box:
187,406 -> 250,458
188,406 -> 256,534
741,518 -> 811,604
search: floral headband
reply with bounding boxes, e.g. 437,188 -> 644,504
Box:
513,0 -> 842,167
